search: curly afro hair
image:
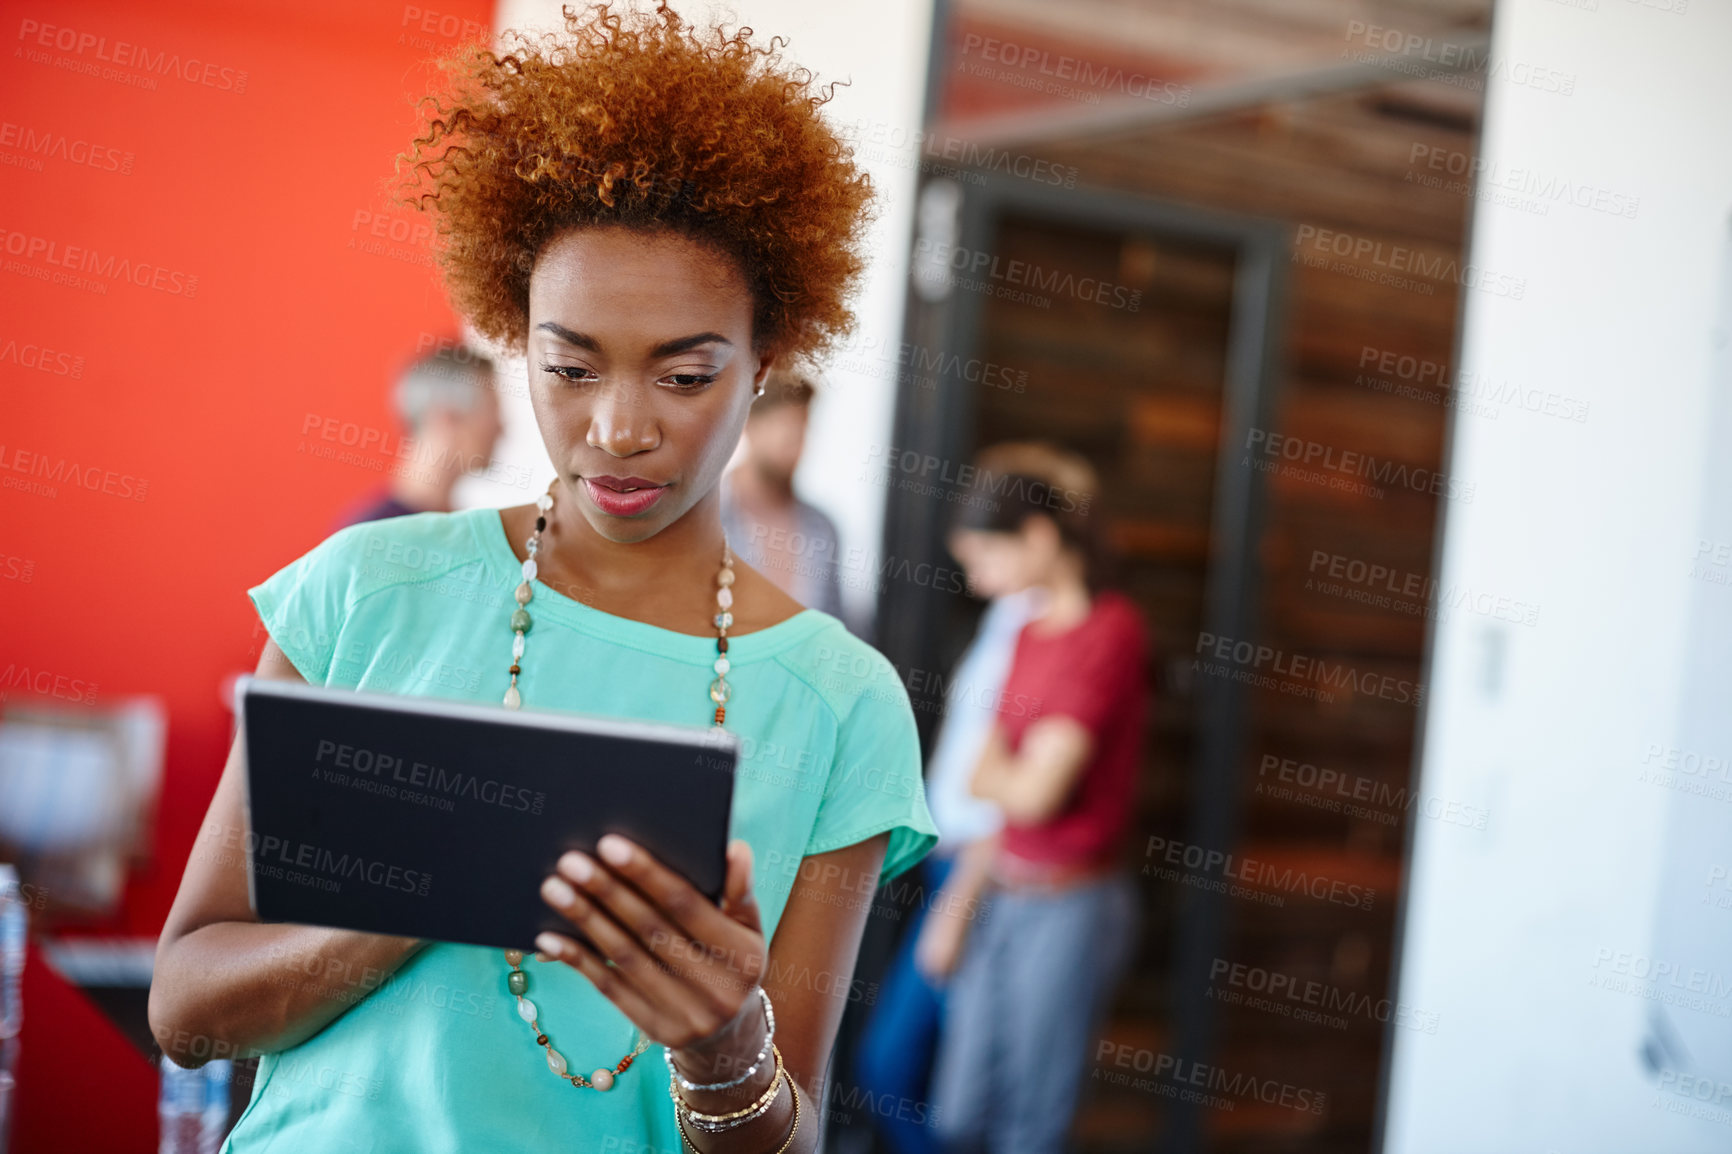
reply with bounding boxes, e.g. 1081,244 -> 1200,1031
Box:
398,2 -> 875,363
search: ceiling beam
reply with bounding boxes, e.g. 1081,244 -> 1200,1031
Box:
932,37 -> 1491,151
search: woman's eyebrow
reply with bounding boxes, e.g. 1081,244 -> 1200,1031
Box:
534,321 -> 732,358
535,321 -> 600,351
650,332 -> 731,357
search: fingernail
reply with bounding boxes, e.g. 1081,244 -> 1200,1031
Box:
543,876 -> 578,907
562,852 -> 594,883
535,933 -> 563,956
598,835 -> 632,865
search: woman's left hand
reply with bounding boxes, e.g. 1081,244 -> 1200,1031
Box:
535,833 -> 769,1080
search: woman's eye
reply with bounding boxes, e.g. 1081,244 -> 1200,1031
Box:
664,373 -> 718,390
540,364 -> 595,384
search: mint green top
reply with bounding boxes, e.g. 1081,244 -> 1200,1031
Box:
224,507 -> 936,1153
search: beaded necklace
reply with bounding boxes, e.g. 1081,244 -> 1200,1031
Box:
499,479 -> 738,1090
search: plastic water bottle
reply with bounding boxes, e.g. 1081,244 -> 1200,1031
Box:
0,865 -> 24,1042
200,1059 -> 233,1154
158,1056 -> 203,1154
159,1055 -> 233,1154
0,863 -> 21,1154
0,1036 -> 17,1154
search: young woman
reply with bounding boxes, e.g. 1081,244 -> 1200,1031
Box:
915,443 -> 1148,1154
147,6 -> 936,1152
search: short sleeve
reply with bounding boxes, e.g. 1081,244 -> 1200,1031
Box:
245,524 -> 367,684
1024,600 -> 1147,738
802,661 -> 938,884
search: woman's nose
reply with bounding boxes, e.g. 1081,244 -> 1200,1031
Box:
585,385 -> 660,456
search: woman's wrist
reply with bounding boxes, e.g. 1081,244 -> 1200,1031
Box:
669,985 -> 772,1093
674,1066 -> 802,1154
674,1047 -> 786,1133
668,988 -> 789,1151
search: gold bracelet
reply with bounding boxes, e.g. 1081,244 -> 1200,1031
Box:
686,1067 -> 786,1136
769,1075 -> 800,1154
673,1065 -> 801,1154
671,1045 -> 785,1128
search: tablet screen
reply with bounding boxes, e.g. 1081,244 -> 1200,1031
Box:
236,676 -> 737,951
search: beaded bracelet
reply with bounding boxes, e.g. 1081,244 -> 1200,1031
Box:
673,1063 -> 800,1154
665,986 -> 776,1093
672,1047 -> 786,1133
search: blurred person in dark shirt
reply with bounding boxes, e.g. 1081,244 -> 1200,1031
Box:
918,442 -> 1149,1154
334,345 -> 504,529
719,366 -> 847,622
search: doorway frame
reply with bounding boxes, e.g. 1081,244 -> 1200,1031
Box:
875,170 -> 1290,1154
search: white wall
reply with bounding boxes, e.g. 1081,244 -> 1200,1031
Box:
462,0 -> 934,631
1384,1 -> 1732,1151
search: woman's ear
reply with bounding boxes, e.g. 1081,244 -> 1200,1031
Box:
750,352 -> 777,398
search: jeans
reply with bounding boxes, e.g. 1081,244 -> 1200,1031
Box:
854,855 -> 955,1154
928,872 -> 1139,1154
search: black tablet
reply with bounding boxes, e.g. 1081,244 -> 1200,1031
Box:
234,675 -> 738,951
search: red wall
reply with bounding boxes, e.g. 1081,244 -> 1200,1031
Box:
1,0 -> 495,935
1,0 -> 495,1140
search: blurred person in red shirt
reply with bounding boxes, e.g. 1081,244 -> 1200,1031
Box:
916,442 -> 1148,1154
333,345 -> 504,529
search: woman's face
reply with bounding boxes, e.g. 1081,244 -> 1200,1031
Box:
526,226 -> 770,543
742,400 -> 809,486
948,519 -> 1059,599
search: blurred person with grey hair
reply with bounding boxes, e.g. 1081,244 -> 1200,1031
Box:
333,344 -> 505,529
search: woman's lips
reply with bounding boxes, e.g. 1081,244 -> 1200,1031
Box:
582,477 -> 669,517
